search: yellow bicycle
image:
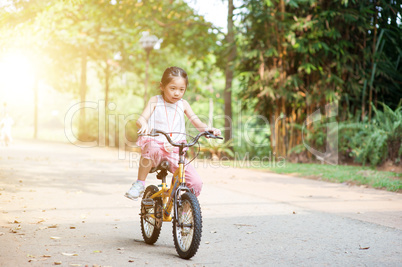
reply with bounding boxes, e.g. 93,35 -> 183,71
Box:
139,129 -> 222,259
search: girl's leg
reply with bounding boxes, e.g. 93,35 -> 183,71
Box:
137,156 -> 153,181
125,156 -> 153,200
183,164 -> 203,196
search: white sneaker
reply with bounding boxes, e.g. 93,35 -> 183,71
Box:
125,181 -> 145,200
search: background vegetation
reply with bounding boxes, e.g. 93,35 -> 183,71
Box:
0,0 -> 401,169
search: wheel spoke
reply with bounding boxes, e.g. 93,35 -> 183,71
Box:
140,186 -> 162,245
176,200 -> 194,251
173,192 -> 202,259
144,208 -> 155,237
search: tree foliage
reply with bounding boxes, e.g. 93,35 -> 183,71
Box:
1,0 -> 400,166
236,0 -> 402,164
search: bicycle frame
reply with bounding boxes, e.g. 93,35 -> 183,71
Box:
147,144 -> 191,222
139,129 -> 222,259
141,129 -> 222,223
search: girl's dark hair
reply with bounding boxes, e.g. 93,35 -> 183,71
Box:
160,66 -> 189,88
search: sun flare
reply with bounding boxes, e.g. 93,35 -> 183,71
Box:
0,51 -> 35,104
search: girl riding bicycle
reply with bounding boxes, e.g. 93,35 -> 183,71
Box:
125,66 -> 221,200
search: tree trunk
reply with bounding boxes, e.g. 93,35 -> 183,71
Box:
368,1 -> 378,122
79,47 -> 87,140
276,0 -> 287,157
144,50 -> 150,108
224,0 -> 235,143
104,61 -> 110,146
104,61 -> 110,110
361,32 -> 367,121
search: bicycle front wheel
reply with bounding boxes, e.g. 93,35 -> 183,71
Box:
173,192 -> 202,259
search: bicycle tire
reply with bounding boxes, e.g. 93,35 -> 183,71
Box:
172,192 -> 202,259
140,185 -> 162,244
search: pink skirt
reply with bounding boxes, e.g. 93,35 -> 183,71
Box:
136,136 -> 203,196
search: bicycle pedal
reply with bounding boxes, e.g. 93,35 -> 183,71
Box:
141,198 -> 154,207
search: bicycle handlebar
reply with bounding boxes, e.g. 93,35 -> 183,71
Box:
142,129 -> 223,148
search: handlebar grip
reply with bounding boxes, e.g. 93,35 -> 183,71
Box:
206,131 -> 223,140
149,129 -> 159,136
208,135 -> 223,140
138,131 -> 159,137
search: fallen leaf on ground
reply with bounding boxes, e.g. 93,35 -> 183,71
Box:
69,264 -> 81,267
128,260 -> 134,262
62,252 -> 78,256
10,227 -> 20,233
54,261 -> 62,265
69,226 -> 76,229
50,236 -> 61,240
359,246 -> 370,250
205,241 -> 210,244
93,250 -> 102,253
48,225 -> 58,228
42,255 -> 51,258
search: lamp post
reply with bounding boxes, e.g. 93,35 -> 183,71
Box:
139,32 -> 158,107
33,77 -> 38,139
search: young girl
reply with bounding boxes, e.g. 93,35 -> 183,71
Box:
125,66 -> 221,200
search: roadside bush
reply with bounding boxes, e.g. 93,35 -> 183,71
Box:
199,138 -> 234,159
288,118 -> 332,162
233,132 -> 272,159
342,103 -> 401,166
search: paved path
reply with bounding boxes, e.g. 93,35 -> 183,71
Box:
0,140 -> 401,266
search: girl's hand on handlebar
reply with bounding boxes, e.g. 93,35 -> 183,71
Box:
208,127 -> 221,136
206,127 -> 222,138
137,123 -> 152,135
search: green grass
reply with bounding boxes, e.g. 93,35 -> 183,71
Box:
222,161 -> 402,192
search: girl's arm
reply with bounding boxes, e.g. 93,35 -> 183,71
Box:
137,96 -> 158,134
183,100 -> 221,136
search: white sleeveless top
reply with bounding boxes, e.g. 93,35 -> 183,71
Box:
148,95 -> 186,143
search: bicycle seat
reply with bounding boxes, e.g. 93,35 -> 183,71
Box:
149,160 -> 170,174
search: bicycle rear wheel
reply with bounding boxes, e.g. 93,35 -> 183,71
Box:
173,192 -> 202,259
140,185 -> 162,244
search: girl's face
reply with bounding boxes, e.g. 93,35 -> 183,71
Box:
161,77 -> 187,104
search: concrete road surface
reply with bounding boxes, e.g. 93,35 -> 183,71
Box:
0,140 -> 401,267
